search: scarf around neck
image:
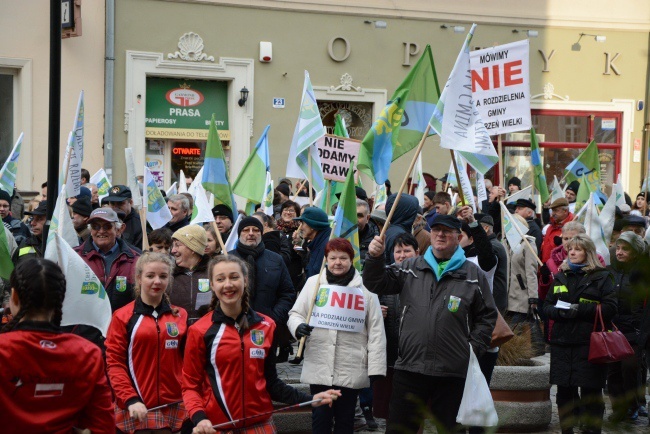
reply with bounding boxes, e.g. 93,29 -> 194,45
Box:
326,265 -> 356,287
236,241 -> 266,293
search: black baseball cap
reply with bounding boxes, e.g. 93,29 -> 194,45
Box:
25,201 -> 47,216
515,198 -> 536,211
430,214 -> 461,230
104,185 -> 132,202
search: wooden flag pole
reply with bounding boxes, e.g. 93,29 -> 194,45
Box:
139,207 -> 149,251
291,179 -> 307,202
211,221 -> 227,255
324,180 -> 332,215
295,257 -> 327,359
450,150 -> 466,206
308,157 -> 314,206
501,202 -> 544,267
379,124 -> 432,239
497,134 -> 504,187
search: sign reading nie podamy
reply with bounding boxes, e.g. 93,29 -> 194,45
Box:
309,285 -> 366,333
145,78 -> 230,140
470,40 -> 531,136
316,135 -> 361,182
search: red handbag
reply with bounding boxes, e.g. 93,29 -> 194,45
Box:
588,304 -> 635,364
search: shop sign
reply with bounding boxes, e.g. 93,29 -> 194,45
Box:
470,40 -> 531,135
145,78 -> 230,140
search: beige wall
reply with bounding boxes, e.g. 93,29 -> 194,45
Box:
0,1 -> 106,193
114,0 -> 649,192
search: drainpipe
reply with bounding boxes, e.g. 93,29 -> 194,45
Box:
104,0 -> 115,181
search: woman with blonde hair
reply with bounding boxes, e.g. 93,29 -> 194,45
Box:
542,234 -> 617,434
183,255 -> 339,433
106,252 -> 189,434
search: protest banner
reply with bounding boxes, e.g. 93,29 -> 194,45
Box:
470,40 -> 531,136
316,135 -> 361,182
308,285 -> 366,333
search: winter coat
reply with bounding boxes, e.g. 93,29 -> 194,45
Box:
183,308 -> 310,428
359,219 -> 379,266
363,248 -> 497,378
488,233 -> 509,313
542,267 -> 616,387
507,236 -> 539,314
2,215 -> 30,246
304,227 -> 331,279
424,209 -> 437,229
384,194 -> 419,264
413,224 -> 431,256
170,254 -> 211,324
379,293 -> 400,367
288,269 -> 387,389
74,238 -> 140,312
540,213 -> 574,263
106,299 -> 188,409
165,215 -> 190,233
525,217 -> 543,252
0,321 -> 114,434
538,245 -> 606,302
229,248 -> 296,326
122,208 -> 143,249
608,261 -> 647,343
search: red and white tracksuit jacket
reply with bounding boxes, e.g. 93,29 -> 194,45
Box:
0,321 -> 114,434
182,308 -> 310,428
106,299 -> 188,409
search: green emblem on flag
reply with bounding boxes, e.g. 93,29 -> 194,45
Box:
250,329 -> 264,346
81,281 -> 100,295
315,287 -> 330,307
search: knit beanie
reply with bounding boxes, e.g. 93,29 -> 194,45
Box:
237,216 -> 264,237
172,225 -> 208,256
293,207 -> 330,230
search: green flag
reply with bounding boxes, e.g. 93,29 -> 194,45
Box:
564,140 -> 600,189
0,227 -> 13,280
530,128 -> 550,203
202,115 -> 237,214
333,114 -> 349,138
332,162 -> 361,271
357,45 -> 440,184
232,125 -> 270,205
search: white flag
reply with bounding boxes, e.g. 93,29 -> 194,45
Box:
224,213 -> 243,252
90,168 -> 112,203
166,182 -> 178,197
505,185 -> 533,204
476,171 -> 487,211
44,233 -> 112,337
178,170 -> 188,193
263,172 -> 274,216
144,166 -> 172,230
614,175 -> 626,207
500,201 -> 528,248
188,166 -> 204,198
190,182 -> 215,225
125,148 -> 142,210
583,193 -> 610,265
455,153 -> 476,212
550,175 -> 564,202
48,185 -> 79,248
412,154 -> 425,207
600,187 -> 617,246
61,131 -> 82,198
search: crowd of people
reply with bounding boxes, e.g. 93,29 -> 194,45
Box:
1,172 -> 650,434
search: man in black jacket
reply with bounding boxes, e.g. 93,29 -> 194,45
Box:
165,194 -> 191,232
515,198 -> 543,251
479,215 -> 508,313
363,214 -> 497,434
357,198 -> 378,267
104,185 -> 143,249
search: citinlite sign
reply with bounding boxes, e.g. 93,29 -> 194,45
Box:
145,77 -> 230,140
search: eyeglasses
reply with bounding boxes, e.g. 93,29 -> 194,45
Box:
430,227 -> 459,237
90,222 -> 115,231
282,209 -> 297,215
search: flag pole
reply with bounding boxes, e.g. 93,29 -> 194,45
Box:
139,208 -> 149,251
497,134 -> 504,187
291,179 -> 307,202
502,203 -> 543,266
295,256 -> 327,359
379,124 -> 431,239
325,180 -> 332,215
450,150 -> 466,206
308,155 -> 314,206
212,221 -> 227,256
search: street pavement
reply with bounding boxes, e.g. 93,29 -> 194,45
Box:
276,351 -> 650,433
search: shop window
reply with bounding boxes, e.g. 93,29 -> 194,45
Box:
0,74 -> 13,165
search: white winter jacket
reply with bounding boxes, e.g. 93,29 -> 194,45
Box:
288,268 -> 387,389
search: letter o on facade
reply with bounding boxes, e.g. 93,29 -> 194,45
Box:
328,37 -> 351,62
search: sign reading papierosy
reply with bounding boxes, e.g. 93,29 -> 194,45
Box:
309,285 -> 366,333
145,78 -> 230,140
470,40 -> 531,135
316,135 -> 361,182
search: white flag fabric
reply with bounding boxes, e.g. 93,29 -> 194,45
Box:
412,154 -> 425,207
0,132 -> 23,195
166,182 -> 178,197
190,182 -> 215,225
583,193 -> 610,265
373,183 -> 387,209
72,90 -> 84,163
62,131 -> 83,199
224,213 -> 243,252
178,170 -> 188,193
90,168 -> 112,203
600,187 -> 617,246
263,172 -> 274,216
188,166 -> 204,198
429,24 -> 498,172
44,233 -> 112,337
500,202 -> 528,248
125,148 -> 142,210
550,175 -> 564,202
476,171 -> 487,211
144,166 -> 172,230
47,185 -> 79,248
505,185 -> 533,204
614,175 -> 626,207
455,153 -> 476,212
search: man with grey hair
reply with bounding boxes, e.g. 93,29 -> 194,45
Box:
357,198 -> 378,266
165,193 -> 191,232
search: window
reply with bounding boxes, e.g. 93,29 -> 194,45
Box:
0,73 -> 13,165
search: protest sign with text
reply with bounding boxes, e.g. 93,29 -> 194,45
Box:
470,40 -> 531,135
309,285 -> 366,333
316,135 -> 361,182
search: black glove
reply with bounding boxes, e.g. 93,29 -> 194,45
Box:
554,236 -> 562,247
528,298 -> 539,305
369,375 -> 384,382
539,264 -> 551,280
295,323 -> 314,339
558,304 -> 579,319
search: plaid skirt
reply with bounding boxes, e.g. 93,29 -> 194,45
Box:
216,418 -> 276,434
115,401 -> 188,433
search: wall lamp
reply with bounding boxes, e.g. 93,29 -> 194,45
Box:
364,20 -> 387,29
512,29 -> 538,37
238,87 -> 249,107
572,33 -> 606,51
440,24 -> 466,33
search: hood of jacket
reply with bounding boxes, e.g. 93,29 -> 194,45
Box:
423,245 -> 467,280
385,193 -> 419,232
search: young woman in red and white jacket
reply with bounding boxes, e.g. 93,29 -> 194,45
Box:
0,258 -> 114,433
106,252 -> 189,433
183,255 -> 340,434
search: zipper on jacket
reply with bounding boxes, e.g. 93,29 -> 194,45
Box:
399,305 -> 408,336
154,314 -> 161,406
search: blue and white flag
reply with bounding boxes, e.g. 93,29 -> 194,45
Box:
144,166 -> 172,230
90,168 -> 112,203
0,132 -> 23,194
